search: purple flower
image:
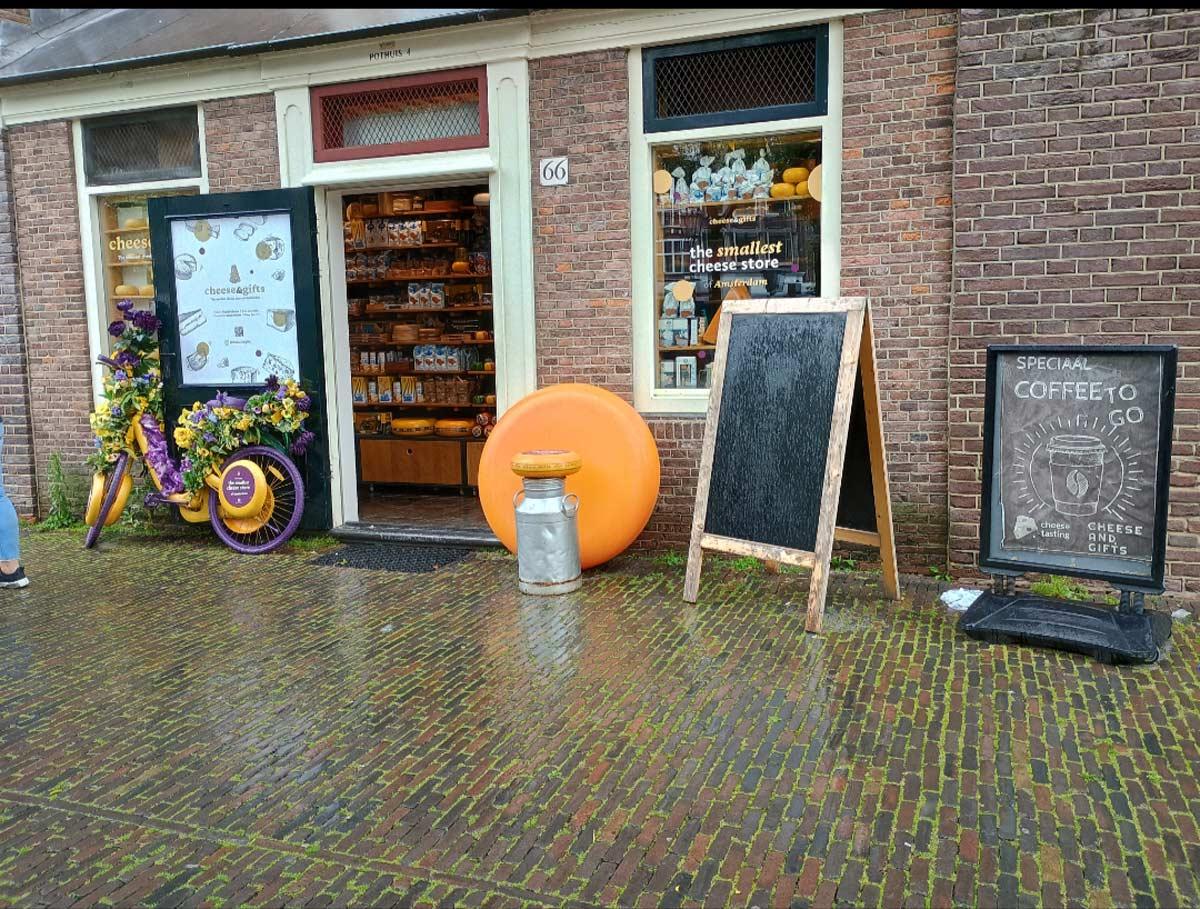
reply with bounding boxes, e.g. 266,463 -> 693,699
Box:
181,455 -> 193,472
190,411 -> 203,425
214,391 -> 230,407
115,351 -> 140,369
296,394 -> 311,412
108,320 -> 126,338
203,432 -> 216,443
290,429 -> 315,458
114,370 -> 127,382
132,310 -> 160,332
116,299 -> 134,314
264,375 -> 280,393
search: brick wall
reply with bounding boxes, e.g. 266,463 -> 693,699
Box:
202,95 -> 280,193
8,120 -> 93,512
842,9 -> 957,566
0,130 -> 36,513
528,15 -> 961,560
529,49 -> 634,400
949,9 -> 1200,594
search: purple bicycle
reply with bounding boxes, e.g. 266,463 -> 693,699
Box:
84,358 -> 305,554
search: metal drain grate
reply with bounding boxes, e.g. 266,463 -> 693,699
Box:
311,544 -> 473,573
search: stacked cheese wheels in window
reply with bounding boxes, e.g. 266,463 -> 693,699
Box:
770,162 -> 822,201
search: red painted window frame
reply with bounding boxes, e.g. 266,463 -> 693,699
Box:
311,66 -> 489,163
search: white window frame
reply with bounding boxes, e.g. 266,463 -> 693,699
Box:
73,105 -> 210,401
629,19 -> 844,415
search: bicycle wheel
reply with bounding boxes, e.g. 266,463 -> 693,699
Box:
208,445 -> 305,554
84,453 -> 130,549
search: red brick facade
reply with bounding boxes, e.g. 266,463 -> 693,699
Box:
527,12 -> 961,561
529,50 -> 634,400
949,9 -> 1200,594
2,14 -> 1197,595
8,120 -> 93,512
841,9 -> 957,564
0,130 -> 36,513
202,95 -> 281,193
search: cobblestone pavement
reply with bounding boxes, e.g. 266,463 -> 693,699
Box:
1,530 -> 1198,908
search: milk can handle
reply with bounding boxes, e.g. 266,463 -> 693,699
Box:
561,493 -> 580,517
513,489 -> 525,508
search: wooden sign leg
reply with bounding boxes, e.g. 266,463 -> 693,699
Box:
683,537 -> 704,603
858,308 -> 900,600
806,308 -> 866,633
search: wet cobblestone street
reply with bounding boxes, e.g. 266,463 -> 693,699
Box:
1,530 -> 1198,907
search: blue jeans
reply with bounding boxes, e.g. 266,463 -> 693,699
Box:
0,421 -> 19,562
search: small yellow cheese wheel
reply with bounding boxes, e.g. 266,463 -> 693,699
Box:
793,182 -> 812,200
139,284 -> 154,297
115,284 -> 138,296
782,167 -> 809,185
769,182 -> 796,199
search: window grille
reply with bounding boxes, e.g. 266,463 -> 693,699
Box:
312,67 -> 488,162
643,26 -> 828,133
81,107 -> 201,186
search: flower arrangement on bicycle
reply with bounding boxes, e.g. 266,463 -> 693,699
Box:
86,300 -> 164,474
173,378 -> 314,496
84,299 -> 313,554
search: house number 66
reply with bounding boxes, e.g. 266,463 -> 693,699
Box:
539,157 -> 569,186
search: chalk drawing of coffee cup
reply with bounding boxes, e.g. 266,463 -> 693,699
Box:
174,253 -> 199,280
234,222 -> 257,241
1047,435 -> 1106,517
266,309 -> 295,332
255,236 -> 286,261
185,341 -> 210,372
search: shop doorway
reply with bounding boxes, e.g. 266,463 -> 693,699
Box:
337,182 -> 496,537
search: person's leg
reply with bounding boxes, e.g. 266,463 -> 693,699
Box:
0,422 -> 23,577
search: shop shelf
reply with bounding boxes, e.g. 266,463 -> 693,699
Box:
346,273 -> 490,285
351,339 -> 494,350
102,226 -> 150,235
343,242 -> 460,252
105,259 -> 154,267
348,207 -> 478,219
353,401 -> 492,410
349,306 -> 492,317
659,344 -> 716,353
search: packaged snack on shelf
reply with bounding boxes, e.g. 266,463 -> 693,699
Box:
675,356 -> 698,389
407,283 -> 421,307
367,379 -> 379,403
659,360 -> 676,388
352,376 -> 368,403
430,283 -> 445,308
378,381 -> 393,403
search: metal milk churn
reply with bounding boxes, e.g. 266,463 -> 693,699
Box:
511,449 -> 583,595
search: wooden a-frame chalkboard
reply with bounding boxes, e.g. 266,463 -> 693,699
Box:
682,298 -> 899,633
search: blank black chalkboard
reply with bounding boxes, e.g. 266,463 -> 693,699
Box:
703,311 -> 846,551
684,297 -> 898,633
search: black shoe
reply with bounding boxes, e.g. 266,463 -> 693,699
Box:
0,566 -> 28,588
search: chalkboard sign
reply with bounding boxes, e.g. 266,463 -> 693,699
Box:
684,298 -> 898,632
980,345 -> 1177,592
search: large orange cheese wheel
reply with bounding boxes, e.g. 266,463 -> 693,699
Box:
479,384 -> 660,569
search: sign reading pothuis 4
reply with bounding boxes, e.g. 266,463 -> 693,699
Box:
169,211 -> 300,387
981,346 -> 1176,588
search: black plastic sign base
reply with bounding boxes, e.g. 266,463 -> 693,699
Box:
959,592 -> 1172,665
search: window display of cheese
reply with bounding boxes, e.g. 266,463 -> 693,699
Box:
769,182 -> 796,199
434,418 -> 474,438
139,284 -> 154,297
391,418 -> 435,436
114,284 -> 139,296
782,167 -> 809,185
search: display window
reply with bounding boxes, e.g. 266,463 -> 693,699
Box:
651,129 -> 822,390
97,188 -> 199,332
629,23 -> 843,414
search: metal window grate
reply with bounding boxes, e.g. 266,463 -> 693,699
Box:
82,107 -> 201,186
310,544 -> 473,573
313,68 -> 488,162
643,26 -> 828,133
